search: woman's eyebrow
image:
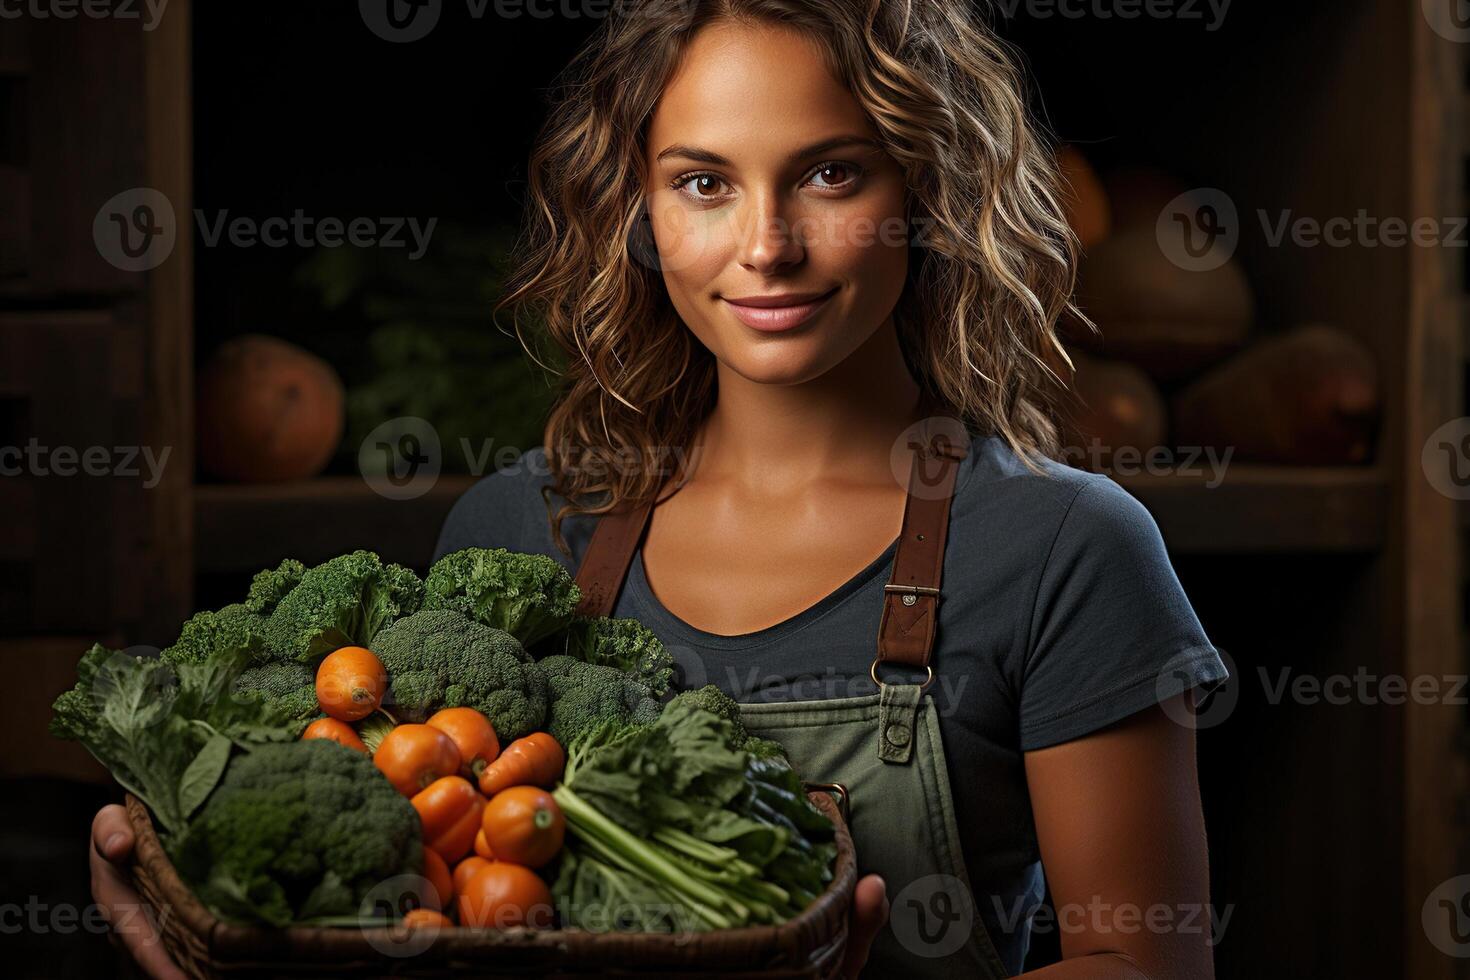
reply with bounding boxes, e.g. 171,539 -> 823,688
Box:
654,135 -> 882,166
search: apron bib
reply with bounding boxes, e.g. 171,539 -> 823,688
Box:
572,414 -> 1007,978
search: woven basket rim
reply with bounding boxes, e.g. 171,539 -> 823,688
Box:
126,784 -> 856,975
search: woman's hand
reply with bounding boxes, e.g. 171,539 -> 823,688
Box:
89,805 -> 188,980
840,873 -> 890,979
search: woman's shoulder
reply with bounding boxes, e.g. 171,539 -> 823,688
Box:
432,446 -> 562,563
957,433 -> 1160,550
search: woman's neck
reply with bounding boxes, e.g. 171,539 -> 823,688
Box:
691,316 -> 926,494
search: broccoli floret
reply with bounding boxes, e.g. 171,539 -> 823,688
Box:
48,643 -> 120,742
172,740 -> 422,927
232,662 -> 321,737
544,615 -> 675,697
423,547 -> 581,649
160,604 -> 268,666
244,558 -> 307,614
265,551 -> 425,662
370,609 -> 548,739
540,654 -> 662,749
668,685 -> 789,759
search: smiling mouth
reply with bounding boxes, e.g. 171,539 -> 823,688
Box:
721,287 -> 838,332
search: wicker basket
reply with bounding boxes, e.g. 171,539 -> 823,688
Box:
126,790 -> 856,979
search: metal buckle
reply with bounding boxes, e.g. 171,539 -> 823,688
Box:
804,781 -> 850,824
869,656 -> 935,692
884,583 -> 941,607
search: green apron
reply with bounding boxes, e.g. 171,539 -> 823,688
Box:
574,415 -> 1006,978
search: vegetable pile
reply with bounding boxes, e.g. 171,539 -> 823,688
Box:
50,547 -> 838,939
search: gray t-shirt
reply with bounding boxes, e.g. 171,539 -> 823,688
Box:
433,437 -> 1228,972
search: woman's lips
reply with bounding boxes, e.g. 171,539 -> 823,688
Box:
722,288 -> 837,332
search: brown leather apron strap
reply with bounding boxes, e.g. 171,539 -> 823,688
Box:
873,431 -> 968,675
573,498 -> 656,618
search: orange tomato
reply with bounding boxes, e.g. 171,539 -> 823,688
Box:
420,845 -> 453,911
453,855 -> 494,896
412,775 -> 485,863
457,862 -> 553,929
401,908 -> 453,929
426,707 -> 500,780
375,724 -> 461,797
300,717 -> 368,753
474,828 -> 495,860
480,786 -> 564,869
315,646 -> 387,722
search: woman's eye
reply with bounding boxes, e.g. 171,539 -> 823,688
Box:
670,173 -> 729,201
807,162 -> 860,190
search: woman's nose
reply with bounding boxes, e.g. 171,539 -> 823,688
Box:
735,197 -> 806,274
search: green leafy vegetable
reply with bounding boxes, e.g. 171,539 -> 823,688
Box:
550,698 -> 836,933
544,615 -> 676,697
49,647 -> 295,837
423,547 -> 581,649
265,550 -> 425,661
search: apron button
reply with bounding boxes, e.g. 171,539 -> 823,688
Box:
884,723 -> 911,747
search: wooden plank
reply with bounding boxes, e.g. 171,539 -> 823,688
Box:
139,0 -> 194,644
0,636 -> 113,783
195,476 -> 479,574
1404,4 -> 1467,978
1112,465 -> 1387,554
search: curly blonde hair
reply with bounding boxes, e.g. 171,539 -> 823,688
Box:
496,0 -> 1084,557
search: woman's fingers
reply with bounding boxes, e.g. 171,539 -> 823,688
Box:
89,805 -> 188,980
840,873 -> 890,979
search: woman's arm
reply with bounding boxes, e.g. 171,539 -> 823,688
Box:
1020,695 -> 1215,980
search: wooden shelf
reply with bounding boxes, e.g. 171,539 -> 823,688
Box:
194,474 -> 479,574
1112,464 -> 1387,554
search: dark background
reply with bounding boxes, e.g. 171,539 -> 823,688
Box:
1,1 -> 1465,978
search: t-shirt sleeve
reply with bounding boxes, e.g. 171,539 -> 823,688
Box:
1018,476 -> 1229,751
431,466 -> 534,564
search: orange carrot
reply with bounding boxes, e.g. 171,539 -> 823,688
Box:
477,732 -> 565,797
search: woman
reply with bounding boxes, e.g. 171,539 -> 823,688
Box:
90,2 -> 1225,977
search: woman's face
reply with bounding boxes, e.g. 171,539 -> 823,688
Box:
643,21 -> 910,387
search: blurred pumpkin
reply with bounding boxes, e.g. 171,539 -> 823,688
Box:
1064,352 -> 1167,466
1056,146 -> 1111,250
1073,227 -> 1253,382
1171,324 -> 1379,465
197,334 -> 345,482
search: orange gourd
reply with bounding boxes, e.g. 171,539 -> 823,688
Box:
315,647 -> 387,723
375,724 -> 461,797
457,862 -> 554,929
412,776 -> 486,864
300,717 -> 368,753
426,707 -> 500,780
453,856 -> 495,896
420,845 -> 453,911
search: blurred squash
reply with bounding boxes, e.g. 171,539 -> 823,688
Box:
1064,352 -> 1166,465
1074,227 -> 1253,382
197,334 -> 345,482
1056,146 -> 1111,250
1171,324 -> 1379,464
